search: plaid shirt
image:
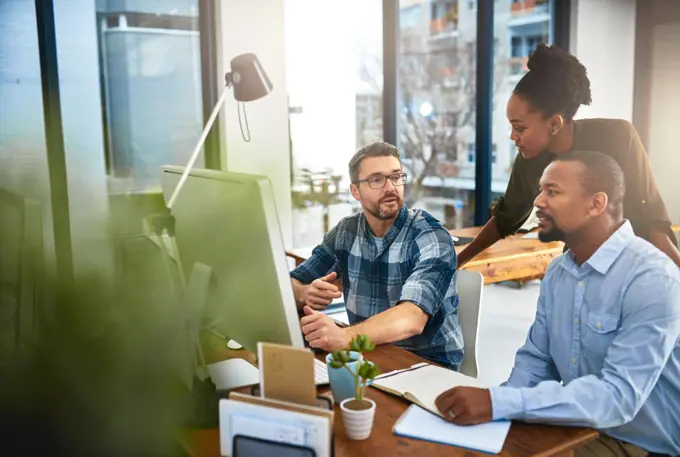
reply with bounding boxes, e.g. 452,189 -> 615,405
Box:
290,206 -> 463,370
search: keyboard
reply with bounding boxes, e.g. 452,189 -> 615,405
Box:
314,357 -> 329,385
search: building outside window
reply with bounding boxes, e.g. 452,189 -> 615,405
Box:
95,0 -> 203,194
396,0 -> 552,227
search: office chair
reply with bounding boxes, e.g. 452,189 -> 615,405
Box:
457,270 -> 484,378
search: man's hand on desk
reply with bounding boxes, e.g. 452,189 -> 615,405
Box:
300,306 -> 351,352
435,386 -> 493,426
295,272 -> 342,311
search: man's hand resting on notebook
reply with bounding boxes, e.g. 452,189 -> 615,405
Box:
300,306 -> 350,351
292,272 -> 342,311
435,386 -> 492,426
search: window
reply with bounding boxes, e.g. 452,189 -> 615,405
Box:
492,0 -> 553,191
399,0 -> 475,227
430,0 -> 458,35
511,36 -> 522,57
95,2 -> 203,194
285,0 -> 383,247
526,34 -> 547,53
0,0 -> 53,272
467,143 -> 476,163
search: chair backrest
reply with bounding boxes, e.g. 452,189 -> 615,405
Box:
457,269 -> 484,378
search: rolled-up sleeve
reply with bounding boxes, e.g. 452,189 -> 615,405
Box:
290,226 -> 339,284
399,227 -> 456,317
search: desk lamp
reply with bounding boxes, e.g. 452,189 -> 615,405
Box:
151,53 -> 273,292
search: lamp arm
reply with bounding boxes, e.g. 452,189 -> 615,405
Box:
166,82 -> 231,210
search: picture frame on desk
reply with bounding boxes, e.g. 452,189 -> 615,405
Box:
220,394 -> 334,457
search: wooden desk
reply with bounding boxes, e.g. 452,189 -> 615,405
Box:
286,227 -> 565,285
184,345 -> 598,457
452,227 -> 564,285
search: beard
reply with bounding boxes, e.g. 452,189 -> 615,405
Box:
536,212 -> 566,242
364,193 -> 403,220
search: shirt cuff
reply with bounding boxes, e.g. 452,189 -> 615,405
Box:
290,268 -> 313,284
489,386 -> 524,421
399,284 -> 436,317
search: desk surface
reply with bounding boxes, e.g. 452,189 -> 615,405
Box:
185,345 -> 598,457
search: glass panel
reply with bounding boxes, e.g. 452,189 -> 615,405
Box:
95,1 -> 203,194
0,0 -> 52,353
398,0 -> 475,229
285,0 -> 384,248
492,0 -> 553,199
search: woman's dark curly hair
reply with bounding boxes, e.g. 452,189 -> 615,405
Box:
513,44 -> 592,121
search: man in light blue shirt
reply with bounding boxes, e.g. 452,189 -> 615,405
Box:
435,151 -> 680,456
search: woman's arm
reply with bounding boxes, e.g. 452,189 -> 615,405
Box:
458,153 -> 546,268
457,216 -> 502,268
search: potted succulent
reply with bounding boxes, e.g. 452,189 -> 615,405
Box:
329,335 -> 381,440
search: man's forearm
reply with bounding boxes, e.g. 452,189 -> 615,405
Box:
490,374 -> 637,429
346,302 -> 428,346
650,229 -> 680,268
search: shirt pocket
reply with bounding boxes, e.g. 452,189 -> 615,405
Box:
582,312 -> 619,360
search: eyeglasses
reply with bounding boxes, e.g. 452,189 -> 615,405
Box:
354,172 -> 408,189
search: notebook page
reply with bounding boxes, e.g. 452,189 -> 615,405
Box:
394,405 -> 511,454
372,364 -> 485,414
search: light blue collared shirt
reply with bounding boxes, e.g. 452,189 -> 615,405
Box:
489,221 -> 680,455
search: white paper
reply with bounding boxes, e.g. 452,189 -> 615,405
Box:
394,405 -> 511,454
207,358 -> 259,391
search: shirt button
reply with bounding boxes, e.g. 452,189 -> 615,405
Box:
596,322 -> 602,330
577,281 -> 584,287
573,318 -> 579,325
571,357 -> 577,364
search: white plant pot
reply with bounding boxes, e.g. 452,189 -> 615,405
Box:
339,397 -> 376,440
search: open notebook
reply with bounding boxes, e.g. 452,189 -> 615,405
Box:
373,363 -> 511,453
371,362 -> 486,418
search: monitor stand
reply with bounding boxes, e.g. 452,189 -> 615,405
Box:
184,262 -> 257,390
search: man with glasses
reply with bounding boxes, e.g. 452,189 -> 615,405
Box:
290,142 -> 463,369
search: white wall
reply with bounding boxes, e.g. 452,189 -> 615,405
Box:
571,0 -> 637,121
648,22 -> 680,224
215,0 -> 293,247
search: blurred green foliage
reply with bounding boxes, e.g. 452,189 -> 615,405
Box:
0,190 -> 208,457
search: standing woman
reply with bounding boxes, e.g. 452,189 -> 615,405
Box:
457,44 -> 680,268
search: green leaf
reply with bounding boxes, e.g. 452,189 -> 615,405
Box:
329,360 -> 345,369
357,361 -> 380,382
349,334 -> 376,353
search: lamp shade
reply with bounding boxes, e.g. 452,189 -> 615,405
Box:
228,53 -> 273,102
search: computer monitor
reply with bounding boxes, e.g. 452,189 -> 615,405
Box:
160,165 -> 304,354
